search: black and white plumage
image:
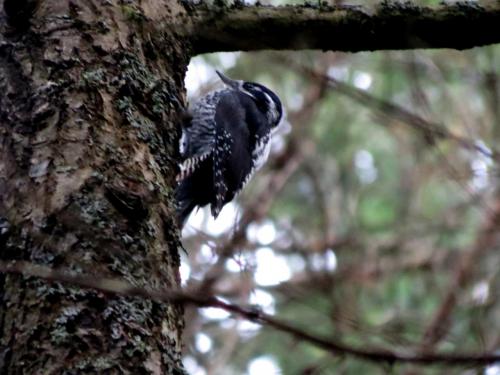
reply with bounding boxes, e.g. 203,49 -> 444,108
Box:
175,70 -> 284,227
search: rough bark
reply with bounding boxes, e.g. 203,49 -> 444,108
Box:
0,0 -> 190,373
185,2 -> 500,54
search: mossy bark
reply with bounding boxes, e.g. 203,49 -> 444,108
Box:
187,2 -> 500,54
0,0 -> 189,373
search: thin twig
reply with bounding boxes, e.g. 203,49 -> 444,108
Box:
419,195 -> 500,351
1,260 -> 500,366
285,59 -> 498,161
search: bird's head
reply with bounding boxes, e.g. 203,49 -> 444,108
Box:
216,70 -> 284,130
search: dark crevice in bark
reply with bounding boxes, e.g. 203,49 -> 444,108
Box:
4,0 -> 39,29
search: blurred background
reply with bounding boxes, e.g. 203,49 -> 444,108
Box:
180,1 -> 500,374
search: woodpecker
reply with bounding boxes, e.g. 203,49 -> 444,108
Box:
175,71 -> 284,227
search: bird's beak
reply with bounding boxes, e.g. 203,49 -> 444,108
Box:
216,70 -> 239,90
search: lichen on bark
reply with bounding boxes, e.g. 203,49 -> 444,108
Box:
186,2 -> 500,54
0,0 -> 190,373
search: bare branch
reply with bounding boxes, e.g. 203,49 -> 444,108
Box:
285,61 -> 499,161
2,260 -> 500,366
419,196 -> 500,351
185,3 -> 500,55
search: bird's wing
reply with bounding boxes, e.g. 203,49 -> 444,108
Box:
177,92 -> 226,182
177,149 -> 211,182
211,92 -> 255,218
232,93 -> 273,194
237,133 -> 270,191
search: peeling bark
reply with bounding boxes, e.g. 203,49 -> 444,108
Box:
0,0 -> 189,373
186,3 -> 500,54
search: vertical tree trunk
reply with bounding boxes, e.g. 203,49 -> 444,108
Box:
0,0 -> 189,372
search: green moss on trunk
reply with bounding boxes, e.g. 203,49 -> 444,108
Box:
0,0 -> 189,373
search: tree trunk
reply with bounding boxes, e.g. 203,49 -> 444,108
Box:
0,0 -> 189,373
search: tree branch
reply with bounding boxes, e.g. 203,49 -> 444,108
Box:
283,60 -> 498,161
419,195 -> 500,351
186,3 -> 500,55
2,260 -> 500,367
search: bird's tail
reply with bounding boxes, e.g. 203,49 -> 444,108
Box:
175,181 -> 197,228
176,199 -> 196,229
